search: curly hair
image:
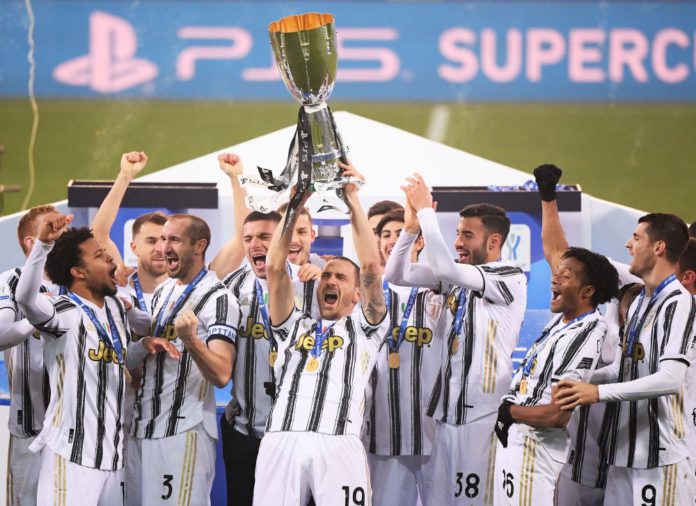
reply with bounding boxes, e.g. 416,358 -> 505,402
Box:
562,247 -> 619,307
45,227 -> 94,288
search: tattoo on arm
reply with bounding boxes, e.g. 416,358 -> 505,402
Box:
361,272 -> 386,323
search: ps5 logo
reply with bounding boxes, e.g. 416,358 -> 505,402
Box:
53,11 -> 158,93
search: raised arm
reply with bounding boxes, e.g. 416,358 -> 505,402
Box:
267,189 -> 310,324
340,162 -> 386,325
16,213 -> 73,324
210,153 -> 250,278
92,151 -> 148,264
534,164 -> 568,270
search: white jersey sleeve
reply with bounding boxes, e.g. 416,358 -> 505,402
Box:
474,264 -> 528,307
196,289 -> 240,345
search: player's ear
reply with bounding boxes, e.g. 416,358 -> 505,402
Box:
581,284 -> 595,302
70,265 -> 87,281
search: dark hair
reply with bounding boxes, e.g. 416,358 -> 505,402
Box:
689,221 -> 696,239
45,227 -> 93,288
638,213 -> 689,263
376,209 -> 405,236
17,204 -> 56,254
618,282 -> 641,303
678,238 -> 696,274
132,211 -> 167,237
367,200 -> 402,220
562,247 -> 619,307
325,256 -> 360,286
243,211 -> 282,226
167,214 -> 211,256
276,203 -> 312,224
459,203 -> 511,243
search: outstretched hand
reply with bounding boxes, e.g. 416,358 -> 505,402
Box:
120,151 -> 148,180
338,161 -> 365,195
141,336 -> 181,360
218,153 -> 244,178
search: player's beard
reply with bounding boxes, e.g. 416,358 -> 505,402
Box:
470,244 -> 488,266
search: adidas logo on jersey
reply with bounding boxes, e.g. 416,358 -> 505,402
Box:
294,333 -> 345,353
239,317 -> 269,339
389,326 -> 433,346
88,340 -> 123,365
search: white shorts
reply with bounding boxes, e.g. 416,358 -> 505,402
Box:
555,473 -> 604,506
123,433 -> 141,506
493,425 -> 563,506
604,460 -> 696,506
253,432 -> 371,506
368,453 -> 428,506
7,434 -> 42,506
135,423 -> 216,506
424,417 -> 498,506
36,447 -> 124,506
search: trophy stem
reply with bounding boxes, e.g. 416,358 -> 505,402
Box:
302,103 -> 342,183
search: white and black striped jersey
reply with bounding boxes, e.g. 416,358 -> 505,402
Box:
364,282 -> 444,456
0,267 -> 61,438
504,310 -> 606,463
221,264 -> 317,438
132,271 -> 240,440
684,295 -> 696,471
117,274 -> 156,315
427,263 -> 527,425
599,277 -> 696,469
267,305 -> 391,436
30,294 -> 131,471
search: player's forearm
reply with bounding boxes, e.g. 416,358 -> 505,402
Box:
384,230 -> 440,290
16,241 -> 55,324
0,319 -> 35,351
231,174 -> 250,237
346,192 -> 380,273
126,307 -> 152,337
417,208 -> 484,291
184,337 -> 233,387
589,354 -> 621,384
267,208 -> 298,323
210,175 -> 249,279
510,403 -> 571,429
92,171 -> 132,262
597,360 -> 687,402
540,200 -> 569,269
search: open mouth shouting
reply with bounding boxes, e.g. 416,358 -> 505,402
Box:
287,244 -> 302,264
166,253 -> 180,273
322,288 -> 339,308
252,254 -> 267,270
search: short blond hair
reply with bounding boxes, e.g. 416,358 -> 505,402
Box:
17,204 -> 57,254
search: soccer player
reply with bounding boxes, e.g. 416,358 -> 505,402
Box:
276,202 -> 325,268
14,212 -> 171,505
220,209 -> 319,506
492,164 -> 619,505
366,206 -> 444,506
252,162 -> 389,505
554,213 -> 696,504
130,214 -> 240,505
0,204 -> 63,505
368,200 -> 403,267
386,173 -> 527,506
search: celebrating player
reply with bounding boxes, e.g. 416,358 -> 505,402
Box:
386,173 -> 527,506
492,164 -> 619,505
554,212 -> 696,504
253,161 -> 389,505
365,206 -> 444,506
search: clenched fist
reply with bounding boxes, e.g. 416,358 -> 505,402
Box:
174,310 -> 199,346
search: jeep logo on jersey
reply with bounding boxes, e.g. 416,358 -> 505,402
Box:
621,341 -> 645,361
295,333 -> 345,353
88,340 -> 122,364
239,317 -> 269,339
161,323 -> 178,341
389,326 -> 433,346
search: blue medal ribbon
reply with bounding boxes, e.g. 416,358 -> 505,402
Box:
389,287 -> 419,353
255,279 -> 276,349
453,288 -> 468,336
624,273 -> 676,358
382,279 -> 391,312
152,268 -> 208,338
58,285 -> 67,296
68,293 -> 124,364
521,310 -> 594,377
131,272 -> 148,312
312,319 -> 336,359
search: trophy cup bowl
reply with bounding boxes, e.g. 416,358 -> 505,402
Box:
270,13 -> 344,185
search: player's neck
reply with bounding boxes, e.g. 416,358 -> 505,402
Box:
485,249 -> 501,264
70,283 -> 105,308
642,261 -> 676,297
176,260 -> 206,285
562,304 -> 593,323
135,264 -> 167,293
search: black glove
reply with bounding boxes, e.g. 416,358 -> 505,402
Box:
494,401 -> 514,448
533,164 -> 563,202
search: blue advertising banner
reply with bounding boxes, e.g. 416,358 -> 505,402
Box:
2,1 -> 696,101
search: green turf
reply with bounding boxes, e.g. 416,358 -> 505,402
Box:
1,99 -> 694,222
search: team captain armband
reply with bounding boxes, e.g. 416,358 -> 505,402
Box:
207,324 -> 237,344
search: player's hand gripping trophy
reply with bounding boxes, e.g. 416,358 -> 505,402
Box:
243,13 -> 359,229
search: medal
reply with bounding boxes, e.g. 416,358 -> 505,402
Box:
306,357 -> 319,372
450,338 -> 459,355
520,377 -> 528,395
388,352 -> 400,369
269,351 -> 278,368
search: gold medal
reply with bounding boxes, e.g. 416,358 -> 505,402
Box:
388,352 -> 400,369
520,377 -> 528,395
306,357 -> 319,372
269,351 -> 278,368
450,338 -> 459,355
